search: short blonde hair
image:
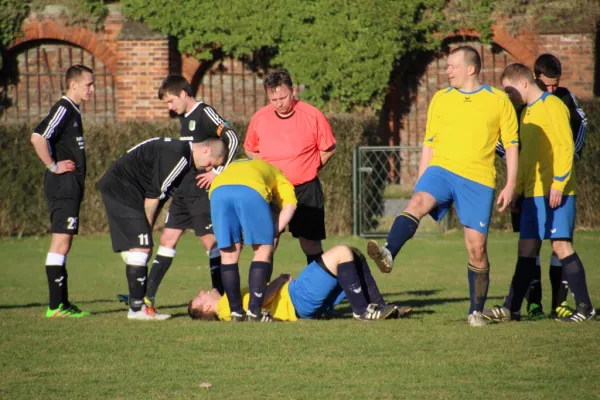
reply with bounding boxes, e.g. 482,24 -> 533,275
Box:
501,63 -> 535,84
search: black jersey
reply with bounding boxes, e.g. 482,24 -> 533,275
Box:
96,138 -> 193,208
34,96 -> 86,198
176,102 -> 239,197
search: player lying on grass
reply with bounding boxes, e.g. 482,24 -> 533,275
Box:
188,245 -> 412,321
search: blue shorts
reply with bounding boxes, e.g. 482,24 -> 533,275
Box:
414,166 -> 494,234
210,185 -> 274,249
520,196 -> 575,240
288,261 -> 340,319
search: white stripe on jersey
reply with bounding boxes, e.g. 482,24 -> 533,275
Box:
42,106 -> 67,139
180,136 -> 194,141
127,137 -> 161,153
159,157 -> 188,199
214,127 -> 239,174
204,107 -> 224,126
569,92 -> 588,153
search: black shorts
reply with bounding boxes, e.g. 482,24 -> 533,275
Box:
47,197 -> 82,234
511,196 -> 524,233
101,192 -> 153,252
288,177 -> 326,241
164,193 -> 213,236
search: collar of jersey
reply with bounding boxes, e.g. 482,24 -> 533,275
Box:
184,101 -> 204,118
453,85 -> 490,95
527,91 -> 551,107
62,96 -> 81,113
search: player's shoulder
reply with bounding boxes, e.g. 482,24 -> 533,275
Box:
294,100 -> 326,118
539,92 -> 568,110
251,104 -> 276,120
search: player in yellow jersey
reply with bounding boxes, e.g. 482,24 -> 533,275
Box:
188,246 -> 409,321
367,46 -> 519,327
483,63 -> 595,323
208,158 -> 297,321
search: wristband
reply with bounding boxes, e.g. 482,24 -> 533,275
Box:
47,162 -> 58,173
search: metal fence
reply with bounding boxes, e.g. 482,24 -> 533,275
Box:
352,146 -> 444,237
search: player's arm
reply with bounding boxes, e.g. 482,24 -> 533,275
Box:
319,144 -> 336,168
30,104 -> 74,174
548,101 -> 574,208
497,95 -> 519,212
262,274 -> 292,306
143,198 -> 160,226
564,91 -> 587,160
151,153 -> 189,202
243,114 -> 261,159
315,111 -> 336,168
272,169 -> 298,235
213,122 -> 239,174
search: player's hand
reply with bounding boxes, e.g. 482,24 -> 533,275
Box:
196,170 -> 217,189
548,188 -> 563,209
496,184 -> 515,212
55,160 -> 76,174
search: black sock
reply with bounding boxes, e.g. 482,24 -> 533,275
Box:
560,252 -> 592,307
209,256 -> 224,295
220,263 -> 243,314
337,261 -> 368,315
267,255 -> 274,283
353,251 -> 385,306
467,264 -> 489,314
126,265 -> 148,311
507,257 -> 536,314
386,212 -> 419,259
45,265 -> 67,309
146,254 -> 174,300
549,266 -> 568,310
248,261 -> 271,315
526,261 -> 542,308
503,282 -> 514,308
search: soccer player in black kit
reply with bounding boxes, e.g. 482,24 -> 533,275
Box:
137,76 -> 239,307
30,64 -> 94,318
97,137 -> 227,320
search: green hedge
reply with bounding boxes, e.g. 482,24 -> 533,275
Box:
0,115 -> 374,237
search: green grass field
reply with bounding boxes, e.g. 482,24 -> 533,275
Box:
2,231 -> 600,399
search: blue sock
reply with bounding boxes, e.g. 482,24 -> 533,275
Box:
467,263 -> 489,314
220,263 -> 243,314
353,250 -> 385,306
561,252 -> 592,307
385,212 -> 419,259
337,261 -> 368,315
248,261 -> 271,315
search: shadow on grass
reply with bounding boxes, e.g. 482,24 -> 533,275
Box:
0,299 -> 115,310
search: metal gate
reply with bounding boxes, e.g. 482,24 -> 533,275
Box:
352,146 -> 445,237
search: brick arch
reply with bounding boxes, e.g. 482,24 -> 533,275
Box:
8,20 -> 117,75
448,25 -> 537,66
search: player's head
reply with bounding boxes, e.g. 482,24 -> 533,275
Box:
65,64 -> 94,104
446,46 -> 481,89
534,54 -> 561,93
158,75 -> 195,114
500,63 -> 536,105
191,137 -> 228,171
264,69 -> 296,116
188,288 -> 221,321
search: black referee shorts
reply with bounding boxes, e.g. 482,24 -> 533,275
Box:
164,193 -> 213,236
101,192 -> 153,253
288,177 -> 326,241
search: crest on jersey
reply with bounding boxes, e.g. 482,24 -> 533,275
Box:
189,120 -> 196,131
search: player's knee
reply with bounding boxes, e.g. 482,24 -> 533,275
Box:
518,239 -> 540,258
551,240 -> 573,259
159,229 -> 181,248
332,245 -> 353,262
467,243 -> 486,263
125,251 -> 149,266
406,193 -> 433,218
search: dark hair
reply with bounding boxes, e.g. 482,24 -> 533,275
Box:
263,69 -> 293,91
534,54 -> 561,79
196,137 -> 228,160
500,63 -> 535,84
65,64 -> 93,88
450,46 -> 481,75
158,75 -> 194,100
187,300 -> 219,321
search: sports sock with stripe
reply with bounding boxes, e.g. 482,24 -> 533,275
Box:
146,247 -> 176,302
337,261 -> 368,315
385,212 -> 419,259
45,253 -> 67,309
561,252 -> 592,307
126,265 -> 148,312
220,263 -> 243,315
467,263 -> 489,314
248,261 -> 271,315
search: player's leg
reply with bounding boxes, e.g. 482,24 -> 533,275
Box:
193,192 -> 225,294
550,196 -> 594,322
367,166 -> 451,273
44,197 -> 89,318
246,243 -> 274,320
100,192 -> 169,321
288,178 -> 326,264
549,250 -> 571,319
210,186 -> 244,320
525,250 -> 545,320
451,172 -> 495,326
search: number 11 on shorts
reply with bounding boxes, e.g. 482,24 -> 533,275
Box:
138,234 -> 149,246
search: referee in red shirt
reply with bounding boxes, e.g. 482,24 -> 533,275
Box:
244,70 -> 336,265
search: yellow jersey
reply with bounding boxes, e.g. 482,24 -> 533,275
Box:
208,158 -> 297,208
516,92 -> 575,197
216,284 -> 298,322
424,85 -> 518,188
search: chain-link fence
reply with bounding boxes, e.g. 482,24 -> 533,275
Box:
352,146 -> 445,237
